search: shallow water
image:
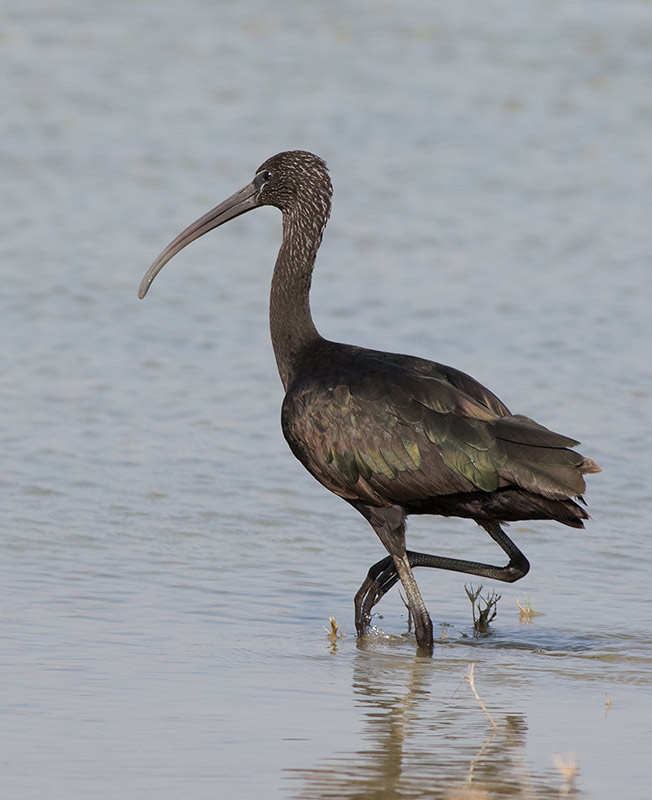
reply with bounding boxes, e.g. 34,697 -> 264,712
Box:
2,1 -> 652,798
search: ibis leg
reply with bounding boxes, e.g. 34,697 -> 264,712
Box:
354,520 -> 529,640
354,503 -> 434,655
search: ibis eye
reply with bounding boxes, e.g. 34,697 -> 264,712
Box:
255,169 -> 272,192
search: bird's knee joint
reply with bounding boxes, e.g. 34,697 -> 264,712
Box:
504,558 -> 530,582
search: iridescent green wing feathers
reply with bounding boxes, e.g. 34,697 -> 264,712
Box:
282,352 -> 596,507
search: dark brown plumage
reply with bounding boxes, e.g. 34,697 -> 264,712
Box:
139,150 -> 600,655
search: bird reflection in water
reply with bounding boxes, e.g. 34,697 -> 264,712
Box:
284,654 -> 578,799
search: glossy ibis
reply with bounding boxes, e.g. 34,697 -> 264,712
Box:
139,150 -> 600,655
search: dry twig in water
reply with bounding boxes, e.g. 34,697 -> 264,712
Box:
517,597 -> 542,623
464,663 -> 497,730
465,584 -> 501,632
323,616 -> 343,650
553,752 -> 578,795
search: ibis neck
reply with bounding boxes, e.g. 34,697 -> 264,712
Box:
269,207 -> 326,389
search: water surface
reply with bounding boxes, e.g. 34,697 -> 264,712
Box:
2,1 -> 651,798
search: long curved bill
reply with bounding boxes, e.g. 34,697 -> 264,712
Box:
138,180 -> 260,299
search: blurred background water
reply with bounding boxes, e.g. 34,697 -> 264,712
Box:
2,0 -> 651,798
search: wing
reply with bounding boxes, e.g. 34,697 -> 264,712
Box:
282,349 -> 598,507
